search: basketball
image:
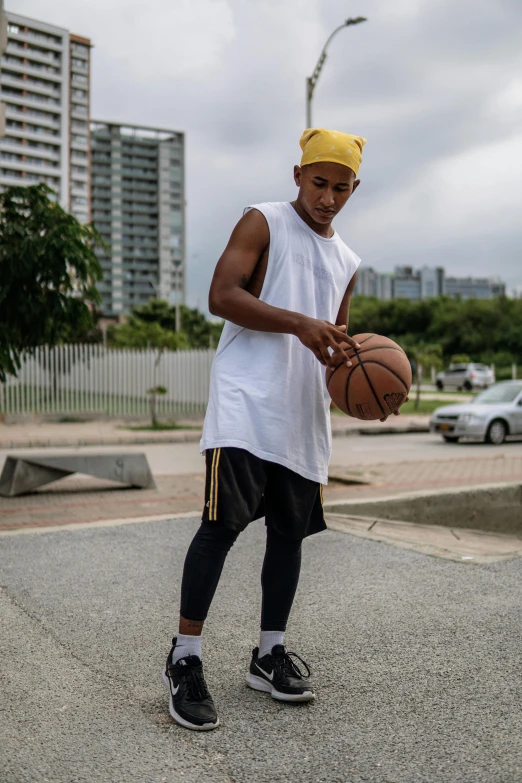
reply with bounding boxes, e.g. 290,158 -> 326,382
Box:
326,333 -> 412,420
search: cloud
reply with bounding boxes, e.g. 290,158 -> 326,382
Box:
349,132 -> 522,242
12,0 -> 522,302
17,0 -> 237,78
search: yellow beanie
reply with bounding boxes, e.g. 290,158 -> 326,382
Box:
300,128 -> 366,176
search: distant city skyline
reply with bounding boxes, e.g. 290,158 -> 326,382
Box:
354,265 -> 508,301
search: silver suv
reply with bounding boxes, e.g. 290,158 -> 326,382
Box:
435,363 -> 495,392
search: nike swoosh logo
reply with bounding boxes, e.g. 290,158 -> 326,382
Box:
255,661 -> 274,681
172,684 -> 179,695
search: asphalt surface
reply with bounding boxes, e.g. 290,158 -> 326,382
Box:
331,431 -> 522,466
2,515 -> 521,782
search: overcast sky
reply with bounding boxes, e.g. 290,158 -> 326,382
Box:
15,0 -> 522,305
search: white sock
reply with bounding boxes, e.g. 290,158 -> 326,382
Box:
259,630 -> 285,658
172,633 -> 202,663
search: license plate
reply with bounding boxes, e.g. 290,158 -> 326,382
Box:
439,423 -> 450,431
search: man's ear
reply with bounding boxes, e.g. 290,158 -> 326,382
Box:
294,165 -> 302,187
352,179 -> 361,194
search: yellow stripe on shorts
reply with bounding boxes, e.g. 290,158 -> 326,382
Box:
209,448 -> 221,520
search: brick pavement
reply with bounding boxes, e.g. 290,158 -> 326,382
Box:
2,452 -> 521,533
329,452 -> 522,493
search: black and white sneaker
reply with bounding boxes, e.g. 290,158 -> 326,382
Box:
246,644 -> 315,702
162,637 -> 219,731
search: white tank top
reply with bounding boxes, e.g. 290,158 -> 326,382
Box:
200,201 -> 361,483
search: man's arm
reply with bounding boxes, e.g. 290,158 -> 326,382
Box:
335,272 -> 357,329
209,209 -> 359,368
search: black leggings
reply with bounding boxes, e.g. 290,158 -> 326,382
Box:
180,522 -> 303,632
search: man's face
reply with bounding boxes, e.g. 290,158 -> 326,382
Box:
293,161 -> 360,225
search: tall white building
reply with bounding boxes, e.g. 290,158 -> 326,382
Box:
0,1 -> 6,137
353,266 -> 394,300
420,266 -> 444,299
353,265 -> 379,296
0,11 -> 91,223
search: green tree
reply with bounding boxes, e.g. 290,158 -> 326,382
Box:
108,317 -> 188,426
349,295 -> 522,374
128,298 -> 224,348
450,354 -> 471,365
0,184 -> 103,382
180,305 -> 224,348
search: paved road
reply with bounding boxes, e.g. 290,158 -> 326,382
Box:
2,515 -> 520,782
331,431 -> 522,466
2,432 -> 521,478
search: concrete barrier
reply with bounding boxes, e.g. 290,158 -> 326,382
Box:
325,482 -> 522,534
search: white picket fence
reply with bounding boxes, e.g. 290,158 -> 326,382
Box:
0,345 -> 216,417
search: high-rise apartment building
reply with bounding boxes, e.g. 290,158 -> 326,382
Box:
90,121 -> 185,317
67,34 -> 91,223
0,11 -> 91,223
0,1 -> 7,137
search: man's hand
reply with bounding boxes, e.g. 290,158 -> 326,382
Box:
294,315 -> 361,369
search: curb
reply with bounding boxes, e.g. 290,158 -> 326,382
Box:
332,425 -> 430,438
0,431 -> 202,450
0,425 -> 430,451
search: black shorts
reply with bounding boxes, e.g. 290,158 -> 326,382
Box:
202,447 -> 326,540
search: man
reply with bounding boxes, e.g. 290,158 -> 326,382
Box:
163,128 -> 367,731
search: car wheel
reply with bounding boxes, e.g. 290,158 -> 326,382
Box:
443,435 -> 460,443
486,419 -> 508,445
436,380 -> 444,391
463,381 -> 472,391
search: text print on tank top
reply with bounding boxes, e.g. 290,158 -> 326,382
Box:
200,201 -> 361,485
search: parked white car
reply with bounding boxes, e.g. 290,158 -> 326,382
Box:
435,363 -> 494,391
430,382 -> 522,444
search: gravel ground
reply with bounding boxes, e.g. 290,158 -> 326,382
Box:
1,516 -> 521,783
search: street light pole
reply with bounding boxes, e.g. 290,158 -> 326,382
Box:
306,16 -> 367,128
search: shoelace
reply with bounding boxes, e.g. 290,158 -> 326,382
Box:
176,662 -> 210,701
273,650 -> 311,680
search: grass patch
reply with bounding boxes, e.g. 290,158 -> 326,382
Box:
429,389 -> 476,396
399,398 -> 449,415
120,421 -> 202,431
331,397 -> 448,416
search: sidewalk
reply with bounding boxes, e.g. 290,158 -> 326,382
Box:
2,449 -> 521,533
0,413 -> 430,450
0,418 -> 203,449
